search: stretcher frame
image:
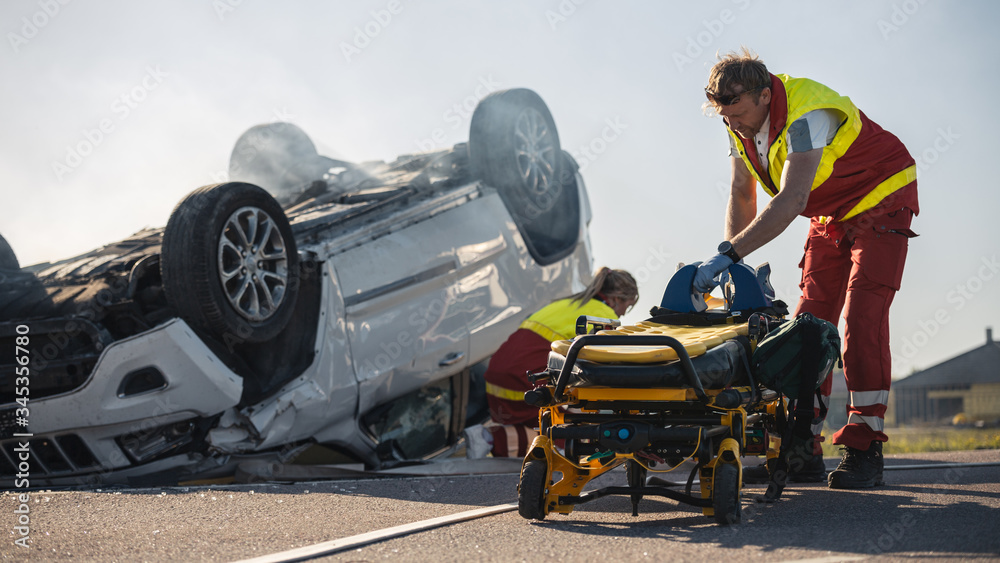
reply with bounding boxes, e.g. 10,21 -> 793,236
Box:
517,317 -> 788,526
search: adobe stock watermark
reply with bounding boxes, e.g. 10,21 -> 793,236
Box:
208,106 -> 298,184
356,295 -> 452,380
7,0 -> 72,54
673,0 -> 753,73
340,0 -> 404,64
212,0 -> 246,21
505,115 -> 626,229
51,65 -> 169,181
913,126 -> 959,176
866,465 -> 967,555
567,116 -> 628,174
877,0 -> 931,41
414,75 -> 503,152
545,0 -> 587,31
892,254 -> 999,368
631,244 -> 674,286
209,257 -> 318,353
30,274 -> 130,374
713,179 -> 731,202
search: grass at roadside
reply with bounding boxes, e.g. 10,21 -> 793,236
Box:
820,426 -> 1000,457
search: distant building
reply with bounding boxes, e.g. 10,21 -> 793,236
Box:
889,327 -> 1000,425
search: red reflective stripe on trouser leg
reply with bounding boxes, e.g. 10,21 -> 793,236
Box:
795,219 -> 851,455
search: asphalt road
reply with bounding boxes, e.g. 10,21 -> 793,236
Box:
3,450 -> 999,562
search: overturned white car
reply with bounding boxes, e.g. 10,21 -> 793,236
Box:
0,89 -> 594,487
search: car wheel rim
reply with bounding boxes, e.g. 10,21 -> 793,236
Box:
217,206 -> 289,323
514,107 -> 557,197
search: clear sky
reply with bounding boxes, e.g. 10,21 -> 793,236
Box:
2,0 -> 997,378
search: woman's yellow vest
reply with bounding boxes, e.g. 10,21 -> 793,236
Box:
519,297 -> 616,342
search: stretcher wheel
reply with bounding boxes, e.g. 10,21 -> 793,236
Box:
518,459 -> 548,520
712,463 -> 742,525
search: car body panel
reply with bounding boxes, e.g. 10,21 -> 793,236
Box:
32,318 -> 243,434
221,259 -> 356,452
335,199 -> 473,416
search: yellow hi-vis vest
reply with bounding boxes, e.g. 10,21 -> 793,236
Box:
727,74 -> 917,222
519,297 -> 617,342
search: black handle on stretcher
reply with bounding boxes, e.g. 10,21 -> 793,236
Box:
553,335 -> 709,405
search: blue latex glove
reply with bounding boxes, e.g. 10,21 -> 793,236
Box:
693,253 -> 733,294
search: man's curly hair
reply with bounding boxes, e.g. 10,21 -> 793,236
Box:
703,47 -> 770,114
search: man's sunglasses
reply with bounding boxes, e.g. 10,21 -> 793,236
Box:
704,85 -> 765,106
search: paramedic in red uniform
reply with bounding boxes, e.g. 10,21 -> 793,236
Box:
694,49 -> 918,489
472,267 -> 638,458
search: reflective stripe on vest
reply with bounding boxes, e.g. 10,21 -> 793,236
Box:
518,298 -> 617,342
486,381 -> 528,402
728,74 -> 915,221
840,165 -> 917,221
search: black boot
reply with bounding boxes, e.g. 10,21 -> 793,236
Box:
828,441 -> 884,489
788,453 -> 828,482
743,454 -> 827,484
742,462 -> 771,484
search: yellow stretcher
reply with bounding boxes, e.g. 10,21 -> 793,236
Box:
550,321 -> 750,364
517,310 -> 790,526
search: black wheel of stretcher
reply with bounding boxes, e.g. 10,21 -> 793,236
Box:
518,459 -> 548,520
713,463 -> 742,525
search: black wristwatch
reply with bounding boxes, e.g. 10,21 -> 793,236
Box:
718,241 -> 741,263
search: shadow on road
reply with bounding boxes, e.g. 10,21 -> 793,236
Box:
524,473 -> 1000,559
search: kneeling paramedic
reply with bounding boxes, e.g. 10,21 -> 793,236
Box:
468,267 -> 638,458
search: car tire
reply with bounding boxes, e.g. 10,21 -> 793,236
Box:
0,233 -> 19,270
469,89 -> 580,264
229,122 -> 342,204
161,182 -> 299,343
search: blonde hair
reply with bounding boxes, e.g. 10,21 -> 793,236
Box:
570,267 -> 638,308
703,46 -> 770,115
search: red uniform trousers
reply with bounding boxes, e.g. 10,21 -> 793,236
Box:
797,185 -> 917,452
